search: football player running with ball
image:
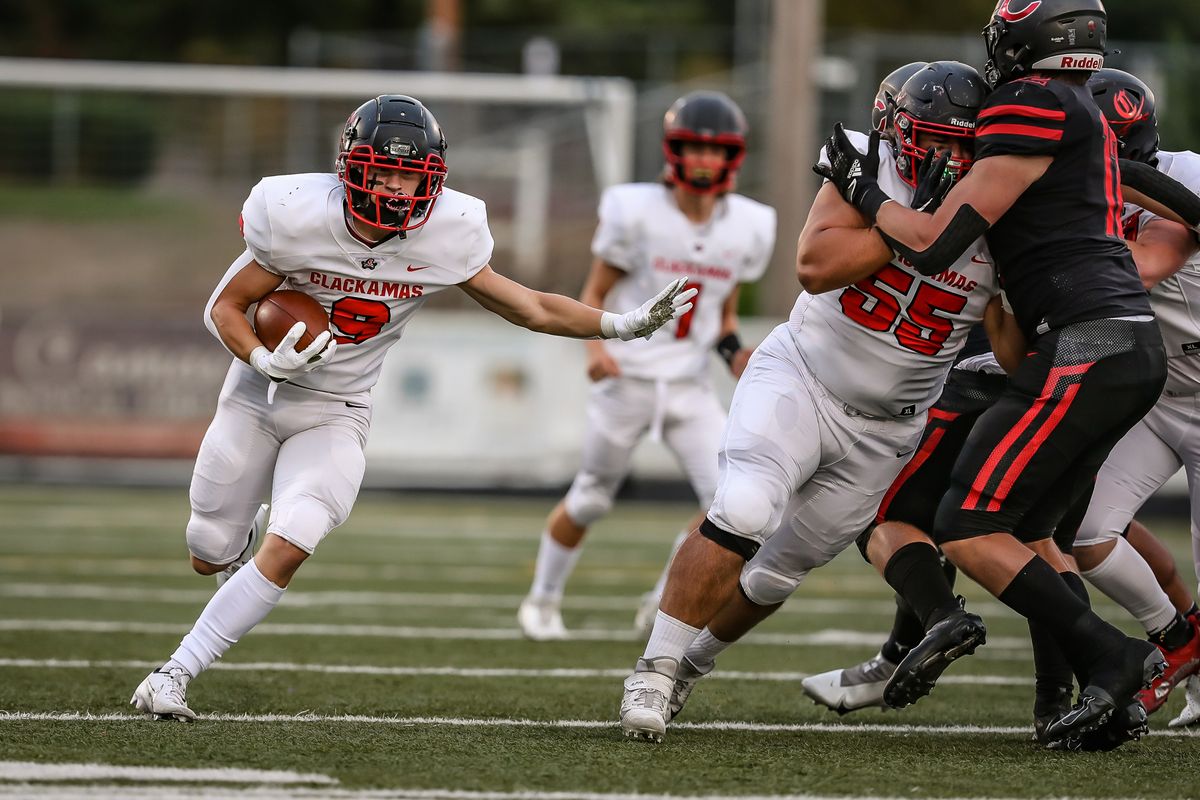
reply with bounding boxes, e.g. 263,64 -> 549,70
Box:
818,0 -> 1173,746
517,92 -> 776,641
130,94 -> 696,721
619,61 -> 1002,742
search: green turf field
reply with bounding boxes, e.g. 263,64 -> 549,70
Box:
1,485 -> 1198,799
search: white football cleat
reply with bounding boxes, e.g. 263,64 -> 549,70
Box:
216,504 -> 268,588
801,651 -> 897,715
668,655 -> 712,721
633,591 -> 660,638
130,666 -> 196,722
1169,674 -> 1200,727
620,659 -> 675,742
517,594 -> 568,641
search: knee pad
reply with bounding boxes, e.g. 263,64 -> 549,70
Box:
712,478 -> 778,541
269,494 -> 340,555
739,562 -> 807,606
186,509 -> 246,565
563,472 -> 619,526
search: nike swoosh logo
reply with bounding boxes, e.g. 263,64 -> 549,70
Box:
970,255 -> 991,264
896,450 -> 915,458
407,265 -> 431,272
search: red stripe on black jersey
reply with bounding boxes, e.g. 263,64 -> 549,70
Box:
1101,121 -> 1123,238
976,123 -> 1064,141
977,104 -> 1066,121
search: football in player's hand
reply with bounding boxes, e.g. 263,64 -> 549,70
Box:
254,290 -> 331,352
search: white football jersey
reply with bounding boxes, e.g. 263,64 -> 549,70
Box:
1126,150 -> 1200,395
793,130 -> 999,418
593,183 -> 776,381
236,173 -> 493,395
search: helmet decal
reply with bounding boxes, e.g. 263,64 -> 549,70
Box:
995,0 -> 1043,22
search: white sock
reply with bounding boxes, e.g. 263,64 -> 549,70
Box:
647,530 -> 690,601
167,560 -> 285,678
1081,536 -> 1177,634
529,529 -> 582,601
639,610 -> 701,675
683,626 -> 732,670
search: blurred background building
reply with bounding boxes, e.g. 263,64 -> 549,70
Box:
0,0 -> 1196,496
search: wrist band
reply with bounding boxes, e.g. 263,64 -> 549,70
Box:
715,332 -> 743,366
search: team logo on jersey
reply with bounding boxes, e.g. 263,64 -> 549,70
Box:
359,257 -> 380,271
994,0 -> 1041,22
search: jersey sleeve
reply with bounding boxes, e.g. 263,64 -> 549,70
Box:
463,202 -> 494,281
238,180 -> 282,275
975,80 -> 1067,159
738,203 -> 777,283
590,186 -> 635,271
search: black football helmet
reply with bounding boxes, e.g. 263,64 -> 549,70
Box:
983,0 -> 1107,87
872,62 -> 927,135
891,61 -> 989,187
662,91 -> 748,194
1088,68 -> 1159,165
336,95 -> 448,232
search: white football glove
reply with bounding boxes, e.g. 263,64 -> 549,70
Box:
249,322 -> 337,382
600,277 -> 698,341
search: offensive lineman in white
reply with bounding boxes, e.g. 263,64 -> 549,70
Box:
517,92 -> 776,640
620,62 -> 1001,741
129,94 -> 696,720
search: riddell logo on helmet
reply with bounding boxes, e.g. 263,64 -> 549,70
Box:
1059,55 -> 1102,69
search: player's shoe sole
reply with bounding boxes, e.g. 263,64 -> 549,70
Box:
883,609 -> 985,709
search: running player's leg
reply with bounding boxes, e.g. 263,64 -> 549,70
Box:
521,378 -> 649,639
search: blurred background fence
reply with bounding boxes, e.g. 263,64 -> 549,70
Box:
0,0 -> 1196,499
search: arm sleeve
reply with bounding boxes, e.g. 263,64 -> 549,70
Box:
239,180 -> 282,275
975,81 -> 1066,160
590,187 -> 634,270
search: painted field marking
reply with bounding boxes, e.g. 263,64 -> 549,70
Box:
0,657 -> 1034,686
0,760 -> 334,784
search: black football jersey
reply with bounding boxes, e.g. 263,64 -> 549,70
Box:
975,77 -> 1151,340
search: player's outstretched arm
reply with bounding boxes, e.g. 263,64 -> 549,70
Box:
460,264 -> 695,340
1127,218 -> 1198,290
795,182 -> 894,294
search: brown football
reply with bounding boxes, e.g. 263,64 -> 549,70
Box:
254,290 -> 331,352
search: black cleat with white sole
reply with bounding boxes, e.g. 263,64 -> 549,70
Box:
1042,638 -> 1165,745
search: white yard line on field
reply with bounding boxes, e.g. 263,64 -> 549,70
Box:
0,785 -> 1142,800
0,657 -> 1035,686
0,760 -> 335,784
3,710 -> 1197,740
0,618 -> 1035,650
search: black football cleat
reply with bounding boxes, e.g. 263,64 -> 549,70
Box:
883,600 -> 986,709
1032,685 -> 1074,744
1042,638 -> 1166,745
1048,701 -> 1149,752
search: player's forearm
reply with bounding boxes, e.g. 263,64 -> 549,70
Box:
983,298 -> 1025,375
210,300 -> 267,362
518,291 -> 607,338
796,227 -> 893,294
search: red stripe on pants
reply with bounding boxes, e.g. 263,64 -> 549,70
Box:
876,408 -> 960,524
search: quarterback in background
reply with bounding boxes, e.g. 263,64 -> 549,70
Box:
130,94 -> 696,721
517,91 -> 776,640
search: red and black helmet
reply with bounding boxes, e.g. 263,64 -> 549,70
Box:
662,91 -> 748,194
983,0 -> 1107,87
891,61 -> 989,187
336,95 -> 448,232
1088,68 -> 1159,165
872,62 -> 928,135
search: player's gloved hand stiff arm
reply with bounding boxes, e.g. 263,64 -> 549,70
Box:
812,124 -> 892,224
599,277 -> 698,341
249,322 -> 338,382
911,148 -> 953,214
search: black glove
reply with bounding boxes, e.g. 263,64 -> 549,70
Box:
812,123 -> 890,223
911,147 -> 952,214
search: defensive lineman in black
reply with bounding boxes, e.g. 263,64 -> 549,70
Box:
816,0 -> 1167,746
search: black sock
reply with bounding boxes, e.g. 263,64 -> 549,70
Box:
998,557 -> 1125,677
882,596 -> 924,663
1152,612 -> 1193,650
1027,570 -> 1089,711
883,543 -> 960,631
